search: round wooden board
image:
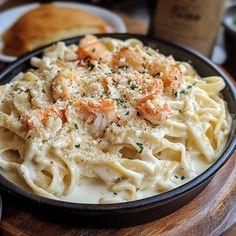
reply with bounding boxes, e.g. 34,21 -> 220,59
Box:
0,151 -> 236,236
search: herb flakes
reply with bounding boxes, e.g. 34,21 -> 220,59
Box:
179,89 -> 187,95
118,65 -> 128,69
136,142 -> 144,153
114,98 -> 124,108
88,63 -> 95,71
152,72 -> 161,77
173,91 -> 178,98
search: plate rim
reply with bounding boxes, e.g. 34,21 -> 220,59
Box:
0,1 -> 126,63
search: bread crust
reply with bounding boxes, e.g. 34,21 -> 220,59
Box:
3,4 -> 108,56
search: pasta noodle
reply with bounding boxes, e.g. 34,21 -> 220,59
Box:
0,35 -> 232,203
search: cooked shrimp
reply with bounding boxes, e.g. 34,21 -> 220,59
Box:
112,47 -> 144,71
100,77 -> 110,95
77,35 -> 112,63
87,100 -> 116,112
149,64 -> 182,95
73,99 -> 117,137
23,107 -> 66,131
161,65 -> 182,94
136,95 -> 172,125
141,78 -> 164,97
52,69 -> 79,101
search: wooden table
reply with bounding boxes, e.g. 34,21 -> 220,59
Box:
0,1 -> 236,235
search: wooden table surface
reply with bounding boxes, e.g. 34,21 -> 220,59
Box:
0,1 -> 235,235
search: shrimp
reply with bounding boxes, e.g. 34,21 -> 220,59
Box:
77,35 -> 112,63
52,69 -> 79,101
161,65 -> 182,94
136,95 -> 172,125
149,63 -> 183,95
112,47 -> 144,71
141,78 -> 164,97
73,99 -> 117,137
23,107 -> 66,131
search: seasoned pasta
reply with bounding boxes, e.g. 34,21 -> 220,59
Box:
0,35 -> 232,203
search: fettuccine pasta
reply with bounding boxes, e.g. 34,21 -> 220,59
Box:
0,35 -> 232,203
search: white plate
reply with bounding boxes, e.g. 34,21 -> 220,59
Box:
0,2 -> 126,62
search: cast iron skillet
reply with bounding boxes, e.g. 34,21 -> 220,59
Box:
0,34 -> 235,227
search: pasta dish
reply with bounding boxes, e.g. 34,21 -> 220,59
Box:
0,35 -> 232,203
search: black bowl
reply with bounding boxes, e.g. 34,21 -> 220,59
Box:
0,34 -> 235,227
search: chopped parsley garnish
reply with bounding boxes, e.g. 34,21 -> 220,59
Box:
113,192 -> 117,195
27,135 -> 31,139
179,89 -> 187,95
130,84 -> 137,90
118,65 -> 128,69
136,142 -> 144,153
192,82 -> 197,86
152,72 -> 161,77
74,123 -> 79,129
174,175 -> 178,179
114,98 -> 124,108
128,80 -> 131,85
75,144 -> 80,148
173,91 -> 178,98
87,63 -> 95,71
137,111 -> 140,116
42,88 -> 46,93
142,63 -> 146,69
187,85 -> 192,89
114,177 -> 123,183
125,111 -> 129,115
174,76 -> 178,80
181,176 -> 185,180
91,48 -> 96,52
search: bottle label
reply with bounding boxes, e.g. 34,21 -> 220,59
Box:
154,0 -> 226,56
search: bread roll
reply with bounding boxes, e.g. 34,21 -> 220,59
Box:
3,4 -> 108,56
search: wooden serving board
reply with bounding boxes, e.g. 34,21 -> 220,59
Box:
0,151 -> 236,236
